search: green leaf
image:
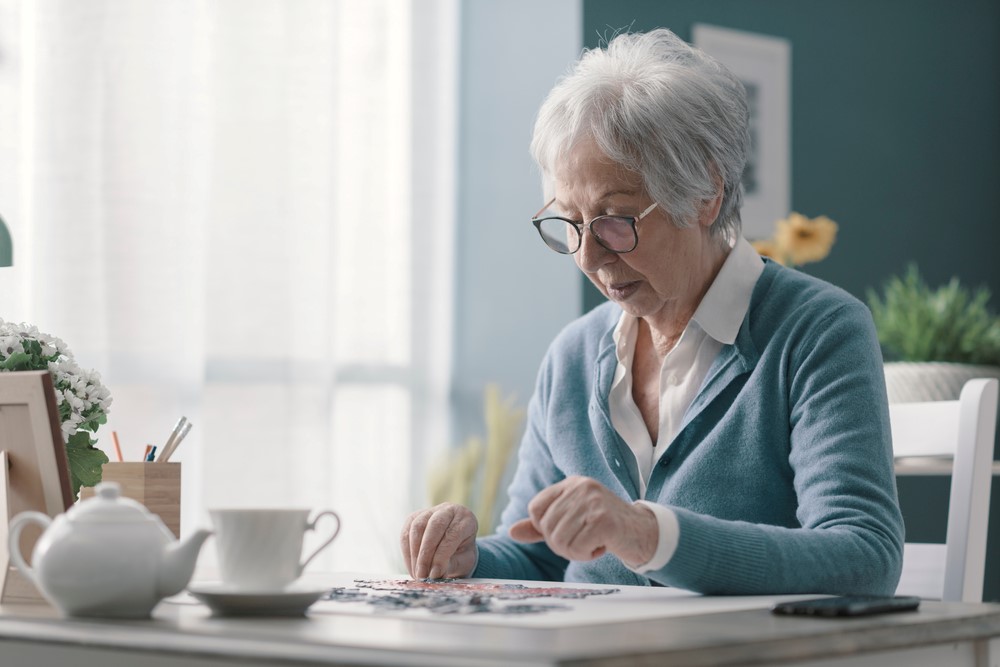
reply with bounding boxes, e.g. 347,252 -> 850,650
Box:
2,352 -> 36,371
23,339 -> 43,358
66,431 -> 109,498
867,264 -> 1000,365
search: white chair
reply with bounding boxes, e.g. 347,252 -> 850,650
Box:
892,377 -> 998,602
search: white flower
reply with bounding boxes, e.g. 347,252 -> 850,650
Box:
0,337 -> 23,358
0,319 -> 112,441
65,392 -> 85,412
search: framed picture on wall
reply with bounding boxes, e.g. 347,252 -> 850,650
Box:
693,24 -> 791,240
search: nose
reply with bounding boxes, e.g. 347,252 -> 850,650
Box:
575,228 -> 616,273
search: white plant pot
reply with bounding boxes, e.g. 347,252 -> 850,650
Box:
883,362 -> 1000,404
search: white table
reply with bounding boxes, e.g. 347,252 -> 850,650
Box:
1,573 -> 999,667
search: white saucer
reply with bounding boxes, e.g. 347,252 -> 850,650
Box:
187,584 -> 326,617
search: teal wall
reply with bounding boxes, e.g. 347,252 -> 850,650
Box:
581,0 -> 1000,311
582,0 -> 1000,602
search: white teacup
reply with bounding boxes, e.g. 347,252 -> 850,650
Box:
208,508 -> 341,591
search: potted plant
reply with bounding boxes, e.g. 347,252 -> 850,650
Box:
867,265 -> 1000,403
0,321 -> 113,495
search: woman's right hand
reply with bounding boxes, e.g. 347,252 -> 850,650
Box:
400,503 -> 479,580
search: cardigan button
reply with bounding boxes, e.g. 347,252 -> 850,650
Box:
659,456 -> 672,468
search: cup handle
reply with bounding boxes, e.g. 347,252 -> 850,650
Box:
8,511 -> 53,586
299,510 -> 341,573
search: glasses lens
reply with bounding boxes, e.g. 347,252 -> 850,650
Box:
591,216 -> 637,252
535,218 -> 579,254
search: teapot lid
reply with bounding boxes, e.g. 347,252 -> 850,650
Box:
68,482 -> 156,523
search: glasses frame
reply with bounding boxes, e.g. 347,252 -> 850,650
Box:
530,198 -> 659,254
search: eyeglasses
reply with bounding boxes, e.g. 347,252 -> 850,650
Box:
531,198 -> 659,254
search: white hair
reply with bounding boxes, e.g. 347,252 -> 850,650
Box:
531,28 -> 751,240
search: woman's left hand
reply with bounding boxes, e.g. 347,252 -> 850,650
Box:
508,475 -> 658,567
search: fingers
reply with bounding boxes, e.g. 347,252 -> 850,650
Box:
544,495 -> 599,557
505,478 -> 573,545
447,529 -> 479,579
434,508 -> 478,578
400,504 -> 478,580
561,512 -> 609,560
406,509 -> 431,577
509,518 -> 544,543
400,478 -> 630,577
522,476 -> 621,561
524,480 -> 565,527
415,509 -> 459,578
400,513 -> 416,576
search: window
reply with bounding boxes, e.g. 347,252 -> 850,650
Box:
0,0 -> 457,573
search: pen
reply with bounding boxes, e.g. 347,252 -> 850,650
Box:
143,444 -> 152,460
145,446 -> 157,462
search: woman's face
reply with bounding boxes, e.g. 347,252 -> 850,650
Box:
552,135 -> 726,330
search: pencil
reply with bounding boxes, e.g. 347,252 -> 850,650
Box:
160,421 -> 192,462
112,431 -> 124,462
161,416 -> 187,457
143,444 -> 152,461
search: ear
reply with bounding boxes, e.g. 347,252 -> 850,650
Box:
697,169 -> 725,229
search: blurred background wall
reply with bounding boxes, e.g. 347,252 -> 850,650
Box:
579,0 -> 1000,311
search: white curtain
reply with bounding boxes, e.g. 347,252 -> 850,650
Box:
0,0 -> 457,574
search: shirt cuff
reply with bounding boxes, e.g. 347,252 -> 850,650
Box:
627,501 -> 680,574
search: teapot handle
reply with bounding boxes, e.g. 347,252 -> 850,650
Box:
8,511 -> 53,585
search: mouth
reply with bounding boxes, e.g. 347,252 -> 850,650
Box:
606,281 -> 641,300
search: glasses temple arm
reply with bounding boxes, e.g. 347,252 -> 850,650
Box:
532,197 -> 556,219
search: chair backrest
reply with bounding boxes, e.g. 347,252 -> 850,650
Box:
892,377 -> 998,602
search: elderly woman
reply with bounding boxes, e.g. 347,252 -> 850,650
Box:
401,28 -> 903,595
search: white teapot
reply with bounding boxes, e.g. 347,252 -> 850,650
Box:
8,481 -> 211,618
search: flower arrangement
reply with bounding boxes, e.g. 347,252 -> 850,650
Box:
0,320 -> 113,496
752,212 -> 839,267
428,384 -> 524,536
866,265 -> 1000,366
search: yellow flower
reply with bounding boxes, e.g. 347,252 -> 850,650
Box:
750,239 -> 785,265
753,212 -> 839,267
774,212 -> 838,266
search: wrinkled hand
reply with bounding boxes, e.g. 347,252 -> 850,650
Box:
509,476 -> 657,567
400,503 -> 479,580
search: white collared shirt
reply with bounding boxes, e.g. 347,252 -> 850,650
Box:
610,236 -> 764,573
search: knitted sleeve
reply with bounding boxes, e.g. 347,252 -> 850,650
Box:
645,300 -> 904,595
473,343 -> 570,581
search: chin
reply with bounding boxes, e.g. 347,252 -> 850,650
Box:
614,299 -> 649,317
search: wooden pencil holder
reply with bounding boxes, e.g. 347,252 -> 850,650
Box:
78,462 -> 181,538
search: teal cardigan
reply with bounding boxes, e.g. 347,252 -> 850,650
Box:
474,261 -> 904,595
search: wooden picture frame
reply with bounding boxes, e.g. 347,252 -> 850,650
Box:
0,370 -> 72,603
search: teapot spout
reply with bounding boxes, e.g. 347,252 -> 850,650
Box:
158,528 -> 212,597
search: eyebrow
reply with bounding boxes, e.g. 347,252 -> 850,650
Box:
552,189 -> 642,214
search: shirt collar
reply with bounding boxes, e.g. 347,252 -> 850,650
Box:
612,236 -> 763,350
692,236 -> 764,345
612,305 -> 637,361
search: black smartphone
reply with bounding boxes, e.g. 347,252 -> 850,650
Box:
771,595 -> 921,617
